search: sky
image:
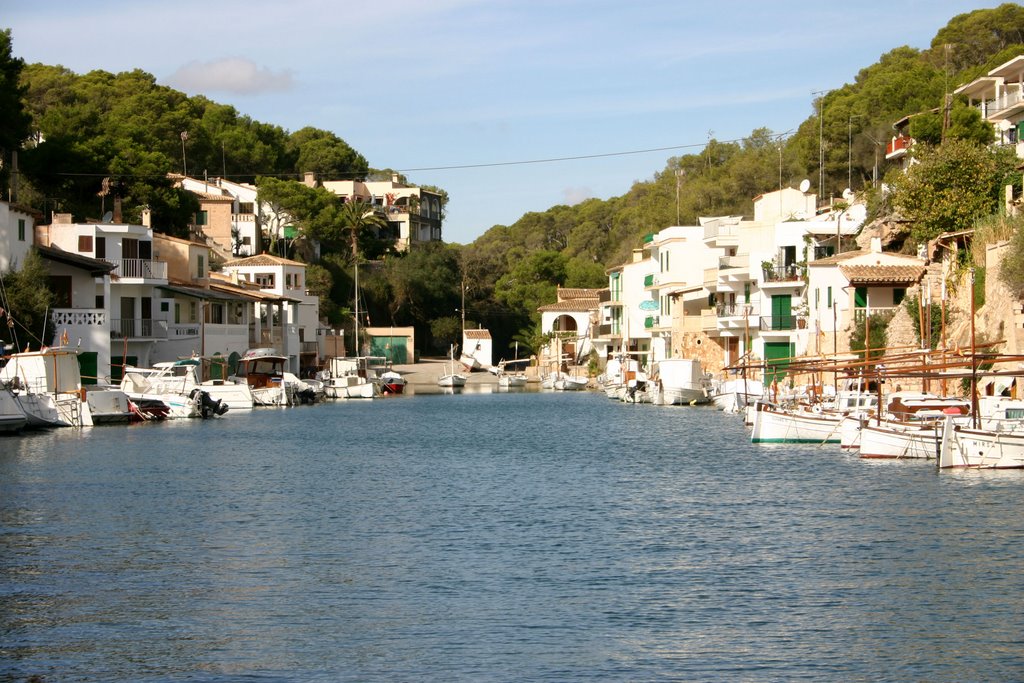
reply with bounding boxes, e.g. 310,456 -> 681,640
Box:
1,0 -> 1005,244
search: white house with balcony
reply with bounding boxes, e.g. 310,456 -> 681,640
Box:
220,253 -> 318,375
955,54 -> 1024,156
320,174 -> 444,250
149,233 -> 255,368
174,175 -> 266,258
41,216 -> 170,376
594,250 -> 657,368
642,224 -> 721,365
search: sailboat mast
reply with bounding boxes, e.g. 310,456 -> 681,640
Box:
354,261 -> 359,358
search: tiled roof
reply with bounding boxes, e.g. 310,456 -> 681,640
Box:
839,264 -> 926,284
223,254 -> 306,268
464,329 -> 491,339
538,298 -> 600,312
557,287 -> 606,301
807,250 -> 869,266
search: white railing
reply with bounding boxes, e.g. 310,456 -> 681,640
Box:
110,258 -> 167,280
51,308 -> 106,328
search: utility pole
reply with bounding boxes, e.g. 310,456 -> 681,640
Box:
180,131 -> 189,176
848,115 -> 861,190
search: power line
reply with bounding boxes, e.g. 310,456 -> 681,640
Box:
396,141 -> 719,172
42,134 -> 766,181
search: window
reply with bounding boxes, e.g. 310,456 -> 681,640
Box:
17,219 -> 25,241
96,236 -> 106,259
893,287 -> 906,305
197,255 -> 205,278
827,287 -> 832,308
208,303 -> 224,324
744,282 -> 751,304
78,235 -> 93,253
95,295 -> 104,309
189,301 -> 197,323
195,211 -> 208,226
238,202 -> 254,214
254,272 -> 275,288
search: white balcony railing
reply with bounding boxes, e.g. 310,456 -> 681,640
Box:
109,258 -> 167,280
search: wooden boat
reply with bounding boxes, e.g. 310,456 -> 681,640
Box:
939,415 -> 1024,469
438,345 -> 467,388
750,401 -> 844,444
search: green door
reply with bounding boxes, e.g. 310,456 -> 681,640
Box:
764,341 -> 794,385
370,336 -> 408,364
771,294 -> 792,330
77,352 -> 98,385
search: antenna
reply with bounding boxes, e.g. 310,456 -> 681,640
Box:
101,210 -> 114,223
799,179 -> 810,193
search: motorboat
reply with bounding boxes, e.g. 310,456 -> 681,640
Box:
0,347 -> 93,427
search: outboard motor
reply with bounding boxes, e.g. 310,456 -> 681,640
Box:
189,388 -> 229,418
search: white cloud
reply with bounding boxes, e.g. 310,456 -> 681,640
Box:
562,186 -> 593,206
166,58 -> 294,95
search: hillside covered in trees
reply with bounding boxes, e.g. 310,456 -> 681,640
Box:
4,4 -> 1024,358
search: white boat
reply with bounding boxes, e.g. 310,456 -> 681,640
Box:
709,378 -> 764,413
121,364 -> 228,418
549,369 -> 587,391
0,347 -> 94,427
230,348 -> 294,406
0,384 -> 28,432
857,393 -> 971,459
939,415 -> 1024,469
438,345 -> 468,388
175,358 -> 254,410
649,358 -> 710,405
84,385 -> 134,424
749,401 -> 844,444
323,356 -> 380,399
601,355 -> 643,400
497,371 -> 528,388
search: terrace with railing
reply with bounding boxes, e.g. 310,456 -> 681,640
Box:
109,258 -> 167,280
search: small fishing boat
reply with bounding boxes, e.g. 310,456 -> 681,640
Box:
438,345 -> 467,388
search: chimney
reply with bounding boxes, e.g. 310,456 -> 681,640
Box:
869,236 -> 882,253
113,196 -> 122,224
392,172 -> 399,184
141,207 -> 152,228
303,171 -> 317,188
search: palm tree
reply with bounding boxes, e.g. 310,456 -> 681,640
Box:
338,200 -> 386,263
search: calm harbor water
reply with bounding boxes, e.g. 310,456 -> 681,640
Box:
2,390 -> 1024,682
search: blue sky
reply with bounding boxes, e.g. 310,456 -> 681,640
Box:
2,0 -> 1003,243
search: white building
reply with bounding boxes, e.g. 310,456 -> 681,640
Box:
320,174 -> 443,250
0,201 -> 36,273
221,254 -> 319,375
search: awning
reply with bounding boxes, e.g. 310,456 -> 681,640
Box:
158,284 -> 255,302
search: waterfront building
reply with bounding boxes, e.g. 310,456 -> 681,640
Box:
538,287 -> 605,369
220,253 -> 319,375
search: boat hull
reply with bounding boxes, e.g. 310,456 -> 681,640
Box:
751,404 -> 842,444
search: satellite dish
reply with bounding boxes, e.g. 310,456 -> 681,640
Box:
799,179 -> 810,193
101,211 -> 113,223
842,188 -> 854,201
